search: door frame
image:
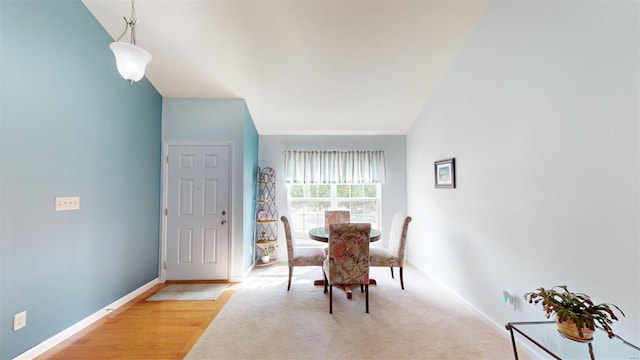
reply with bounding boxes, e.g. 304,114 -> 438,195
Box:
159,141 -> 234,282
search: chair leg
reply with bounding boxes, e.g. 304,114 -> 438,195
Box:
360,284 -> 364,292
288,266 -> 293,291
365,284 -> 369,313
323,271 -> 328,294
400,267 -> 404,290
329,285 -> 333,314
390,266 -> 395,279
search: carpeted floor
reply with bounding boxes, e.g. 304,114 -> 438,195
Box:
185,264 -> 532,359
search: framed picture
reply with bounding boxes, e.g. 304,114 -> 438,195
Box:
434,158 -> 456,188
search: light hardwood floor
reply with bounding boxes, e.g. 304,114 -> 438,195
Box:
37,281 -> 237,359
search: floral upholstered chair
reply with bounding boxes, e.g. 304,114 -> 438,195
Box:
369,213 -> 412,289
324,210 -> 350,231
322,222 -> 371,313
281,216 -> 327,291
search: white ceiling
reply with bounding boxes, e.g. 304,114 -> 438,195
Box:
82,0 -> 489,135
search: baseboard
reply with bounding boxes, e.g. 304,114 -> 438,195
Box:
236,262 -> 254,282
13,278 -> 160,360
406,260 -> 539,359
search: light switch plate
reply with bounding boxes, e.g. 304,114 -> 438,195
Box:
55,196 -> 80,211
13,311 -> 26,331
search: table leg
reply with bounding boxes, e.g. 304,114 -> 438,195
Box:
505,323 -> 519,360
314,279 -> 377,300
343,285 -> 353,299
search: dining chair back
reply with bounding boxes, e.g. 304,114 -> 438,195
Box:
322,222 -> 371,313
281,215 -> 327,291
324,210 -> 350,231
369,213 -> 412,289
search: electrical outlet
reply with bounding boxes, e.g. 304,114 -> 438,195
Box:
55,196 -> 80,211
503,291 -> 516,311
13,311 -> 26,331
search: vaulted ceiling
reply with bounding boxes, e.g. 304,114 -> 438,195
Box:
83,0 -> 489,135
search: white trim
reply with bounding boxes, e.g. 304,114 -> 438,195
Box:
407,260 -> 540,359
227,142 -> 236,281
285,183 -> 382,238
159,141 -> 171,282
13,278 -> 160,360
241,261 -> 255,281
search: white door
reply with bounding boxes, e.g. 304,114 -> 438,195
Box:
165,144 -> 230,280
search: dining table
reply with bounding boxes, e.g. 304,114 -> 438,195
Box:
308,226 -> 382,299
308,226 -> 382,242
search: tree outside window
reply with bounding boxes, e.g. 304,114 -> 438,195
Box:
287,183 -> 380,240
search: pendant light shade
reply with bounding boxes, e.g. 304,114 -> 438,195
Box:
109,42 -> 152,83
111,0 -> 151,84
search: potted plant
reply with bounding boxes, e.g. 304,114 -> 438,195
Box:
524,285 -> 625,342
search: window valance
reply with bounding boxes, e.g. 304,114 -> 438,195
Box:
284,150 -> 386,184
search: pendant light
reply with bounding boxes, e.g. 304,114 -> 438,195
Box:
109,0 -> 152,84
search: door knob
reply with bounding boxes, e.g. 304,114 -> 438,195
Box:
222,210 -> 227,216
221,220 -> 227,225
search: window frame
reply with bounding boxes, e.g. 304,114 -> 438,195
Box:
286,183 -> 381,241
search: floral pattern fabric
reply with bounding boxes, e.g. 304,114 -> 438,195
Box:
281,215 -> 326,291
281,215 -> 326,267
291,247 -> 326,266
324,210 -> 350,231
369,214 -> 412,267
323,223 -> 371,285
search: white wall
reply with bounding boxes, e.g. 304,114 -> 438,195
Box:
407,1 -> 639,343
259,135 -> 407,260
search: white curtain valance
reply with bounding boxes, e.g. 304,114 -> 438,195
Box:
284,150 -> 386,184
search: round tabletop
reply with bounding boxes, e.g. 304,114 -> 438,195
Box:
308,226 -> 381,242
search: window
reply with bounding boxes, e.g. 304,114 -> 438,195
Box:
287,183 -> 381,240
283,149 -> 385,241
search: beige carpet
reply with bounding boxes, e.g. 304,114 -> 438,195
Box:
186,264 -> 532,359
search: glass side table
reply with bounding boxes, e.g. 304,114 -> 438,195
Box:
505,321 -> 640,360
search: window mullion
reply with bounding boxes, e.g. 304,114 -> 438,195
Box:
286,182 -> 380,238
331,184 -> 337,208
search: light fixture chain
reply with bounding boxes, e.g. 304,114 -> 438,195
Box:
114,0 -> 138,44
129,0 -> 138,45
109,0 -> 151,84
130,0 -> 136,21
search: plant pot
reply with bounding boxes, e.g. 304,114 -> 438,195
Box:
555,316 -> 594,343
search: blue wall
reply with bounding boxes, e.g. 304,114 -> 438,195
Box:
0,1 -> 163,358
162,98 -> 259,280
243,104 -> 259,268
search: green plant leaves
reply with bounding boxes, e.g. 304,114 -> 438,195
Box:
523,285 -> 624,338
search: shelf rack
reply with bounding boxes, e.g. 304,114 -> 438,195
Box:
255,167 -> 278,265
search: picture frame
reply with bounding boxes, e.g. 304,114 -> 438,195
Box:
434,158 -> 456,188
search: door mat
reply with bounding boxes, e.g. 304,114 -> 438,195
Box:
146,284 -> 228,301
